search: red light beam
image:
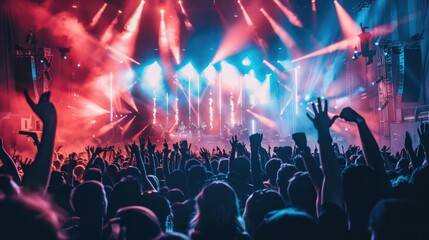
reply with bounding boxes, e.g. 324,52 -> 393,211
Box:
273,0 -> 303,28
333,0 -> 360,39
89,3 -> 108,28
261,8 -> 300,57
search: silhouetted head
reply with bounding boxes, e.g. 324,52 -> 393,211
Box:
369,198 -> 424,240
288,172 -> 317,216
139,190 -> 171,230
102,206 -> 162,240
167,170 -> 187,196
49,171 -> 65,188
265,159 -> 282,182
0,194 -> 65,240
276,164 -> 298,201
243,189 -> 285,237
218,158 -> 229,174
83,167 -> 102,182
192,181 -> 244,234
231,156 -> 250,180
106,164 -> 119,179
167,188 -> 186,204
254,208 -> 318,240
73,165 -> 85,181
107,179 -> 141,219
342,164 -> 380,230
210,160 -> 219,174
156,167 -> 164,180
185,159 -> 202,173
71,180 -> 107,219
292,155 -> 306,172
188,166 -> 208,198
155,232 -> 190,240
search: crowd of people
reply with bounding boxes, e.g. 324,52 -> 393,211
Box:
0,91 -> 429,240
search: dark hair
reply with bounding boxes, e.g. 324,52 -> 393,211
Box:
265,159 -> 282,181
255,208 -> 318,240
287,172 -> 317,216
70,180 -> 106,218
243,189 -> 285,237
192,181 -> 244,234
102,206 -> 162,240
0,194 -> 66,240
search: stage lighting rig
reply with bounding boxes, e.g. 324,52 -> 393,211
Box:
378,100 -> 389,111
351,46 -> 359,60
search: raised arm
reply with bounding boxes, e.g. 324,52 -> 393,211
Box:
418,122 -> 429,162
147,137 -> 157,175
131,143 -> 155,191
162,140 -> 171,179
307,98 -> 343,208
292,132 -> 323,214
404,131 -> 421,169
0,138 -> 21,184
179,140 -> 191,171
250,133 -> 264,191
200,147 -> 213,173
340,107 -> 391,192
229,135 -> 238,173
23,91 -> 57,193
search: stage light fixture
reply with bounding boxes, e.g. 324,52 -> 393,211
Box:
371,76 -> 383,86
58,47 -> 70,60
378,100 -> 389,111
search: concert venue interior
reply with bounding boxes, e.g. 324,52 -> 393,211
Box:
0,0 -> 428,153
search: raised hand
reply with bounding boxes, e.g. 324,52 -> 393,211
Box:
172,142 -> 179,152
19,157 -> 34,175
199,147 -> 209,159
147,137 -> 156,154
292,132 -> 307,150
24,90 -> 56,123
405,131 -> 413,150
249,133 -> 263,148
418,122 -> 429,151
179,140 -> 191,155
94,146 -> 103,156
307,98 -> 338,133
237,142 -> 246,156
163,140 -> 171,155
339,107 -> 364,124
130,142 -> 140,154
229,135 -> 238,150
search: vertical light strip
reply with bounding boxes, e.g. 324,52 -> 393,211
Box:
110,72 -> 113,122
197,74 -> 200,127
219,73 -> 222,135
294,68 -> 299,115
166,93 -> 169,127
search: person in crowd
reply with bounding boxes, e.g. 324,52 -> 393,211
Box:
2,91 -> 429,240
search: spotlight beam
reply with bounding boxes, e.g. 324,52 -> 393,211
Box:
334,0 -> 361,39
261,8 -> 300,57
273,0 -> 303,28
89,3 -> 108,28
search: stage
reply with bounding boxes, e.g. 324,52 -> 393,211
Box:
0,0 -> 428,154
